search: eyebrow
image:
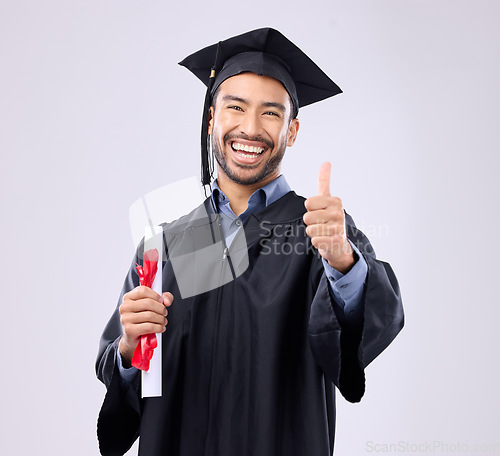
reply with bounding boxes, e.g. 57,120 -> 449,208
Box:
221,95 -> 248,104
221,95 -> 287,113
262,101 -> 287,113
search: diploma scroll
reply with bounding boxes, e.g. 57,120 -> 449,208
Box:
141,225 -> 163,398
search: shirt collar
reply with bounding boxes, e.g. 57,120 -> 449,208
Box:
211,175 -> 291,210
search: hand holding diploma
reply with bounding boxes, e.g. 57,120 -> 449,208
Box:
119,286 -> 173,368
303,162 -> 355,274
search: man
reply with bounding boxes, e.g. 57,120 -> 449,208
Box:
96,28 -> 404,456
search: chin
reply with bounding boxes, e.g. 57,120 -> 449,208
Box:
226,168 -> 266,186
213,139 -> 285,187
225,161 -> 280,186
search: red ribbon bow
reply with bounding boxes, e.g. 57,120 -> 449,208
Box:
131,248 -> 160,371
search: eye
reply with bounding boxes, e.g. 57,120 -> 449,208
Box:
264,111 -> 280,117
228,105 -> 243,111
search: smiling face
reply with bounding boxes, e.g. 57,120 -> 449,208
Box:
208,72 -> 299,187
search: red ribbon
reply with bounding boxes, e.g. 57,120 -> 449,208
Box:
131,248 -> 160,371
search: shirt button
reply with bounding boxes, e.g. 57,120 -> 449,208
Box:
340,283 -> 349,289
235,219 -> 242,227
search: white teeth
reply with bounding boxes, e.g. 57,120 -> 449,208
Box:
238,153 -> 258,159
232,142 -> 265,154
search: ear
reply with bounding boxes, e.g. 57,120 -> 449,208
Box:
286,118 -> 300,147
208,106 -> 214,135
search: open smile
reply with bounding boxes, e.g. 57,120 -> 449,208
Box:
228,139 -> 271,164
231,141 -> 265,157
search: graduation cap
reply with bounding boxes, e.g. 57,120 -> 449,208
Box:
179,27 -> 342,186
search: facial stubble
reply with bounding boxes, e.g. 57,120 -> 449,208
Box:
211,132 -> 287,186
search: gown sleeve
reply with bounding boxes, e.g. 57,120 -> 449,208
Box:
95,254 -> 142,456
308,213 -> 404,403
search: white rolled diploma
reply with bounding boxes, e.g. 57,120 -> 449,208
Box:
141,225 -> 163,398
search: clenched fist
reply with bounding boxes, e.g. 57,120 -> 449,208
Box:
118,286 -> 174,367
303,162 -> 355,274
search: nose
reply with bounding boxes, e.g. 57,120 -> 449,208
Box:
239,111 -> 263,137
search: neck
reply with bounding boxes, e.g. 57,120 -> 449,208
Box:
215,167 -> 279,216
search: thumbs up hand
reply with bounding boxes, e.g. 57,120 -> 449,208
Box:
303,162 -> 355,274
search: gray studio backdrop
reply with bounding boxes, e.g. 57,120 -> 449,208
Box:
1,1 -> 498,455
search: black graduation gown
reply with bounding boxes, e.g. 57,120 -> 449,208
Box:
96,191 -> 404,456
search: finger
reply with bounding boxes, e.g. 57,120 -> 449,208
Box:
304,196 -> 342,214
120,297 -> 166,316
123,322 -> 167,340
162,292 -> 174,307
304,195 -> 331,212
318,161 -> 331,197
127,285 -> 163,303
305,224 -> 344,238
303,208 -> 343,226
122,310 -> 167,326
310,236 -> 351,255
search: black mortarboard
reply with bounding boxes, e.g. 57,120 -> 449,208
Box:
179,27 -> 342,186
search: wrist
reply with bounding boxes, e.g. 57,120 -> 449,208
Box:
119,337 -> 135,369
328,254 -> 355,274
326,242 -> 356,274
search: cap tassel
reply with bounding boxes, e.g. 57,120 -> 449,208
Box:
200,72 -> 215,187
200,43 -> 221,188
